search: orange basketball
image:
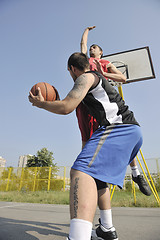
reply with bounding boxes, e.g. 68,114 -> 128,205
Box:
30,82 -> 58,101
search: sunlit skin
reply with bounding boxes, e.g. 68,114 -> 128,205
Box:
81,26 -> 126,83
89,45 -> 102,58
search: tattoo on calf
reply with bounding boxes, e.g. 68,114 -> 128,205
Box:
73,177 -> 79,218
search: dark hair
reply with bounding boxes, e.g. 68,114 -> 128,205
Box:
68,52 -> 90,71
89,44 -> 103,58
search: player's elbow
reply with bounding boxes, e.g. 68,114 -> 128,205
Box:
61,102 -> 75,115
61,97 -> 79,115
62,108 -> 73,115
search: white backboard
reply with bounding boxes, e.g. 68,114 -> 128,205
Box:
102,46 -> 155,83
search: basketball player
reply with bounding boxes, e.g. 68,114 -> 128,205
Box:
78,26 -> 151,239
80,26 -> 151,197
29,52 -> 144,240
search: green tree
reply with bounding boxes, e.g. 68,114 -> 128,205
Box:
26,148 -> 56,167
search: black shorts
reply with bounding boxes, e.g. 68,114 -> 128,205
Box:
94,178 -> 108,190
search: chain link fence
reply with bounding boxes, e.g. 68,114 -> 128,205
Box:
0,166 -> 70,192
0,158 -> 159,192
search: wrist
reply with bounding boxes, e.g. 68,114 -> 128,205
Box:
38,100 -> 45,109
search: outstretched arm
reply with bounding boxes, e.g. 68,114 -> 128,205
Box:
29,73 -> 95,115
94,59 -> 126,83
80,26 -> 96,55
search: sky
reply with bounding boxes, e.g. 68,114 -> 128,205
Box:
0,0 -> 160,170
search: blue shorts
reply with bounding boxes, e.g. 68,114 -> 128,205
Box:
72,124 -> 143,188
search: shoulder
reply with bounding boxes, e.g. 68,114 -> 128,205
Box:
99,59 -> 110,65
77,71 -> 97,82
84,71 -> 100,89
74,72 -> 97,92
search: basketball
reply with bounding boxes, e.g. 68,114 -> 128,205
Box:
30,82 -> 59,101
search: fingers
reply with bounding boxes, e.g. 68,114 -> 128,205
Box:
37,87 -> 42,96
29,87 -> 42,98
29,91 -> 34,98
88,26 -> 96,30
28,90 -> 38,103
28,86 -> 44,107
93,59 -> 100,66
93,59 -> 99,63
93,59 -> 103,74
28,91 -> 34,103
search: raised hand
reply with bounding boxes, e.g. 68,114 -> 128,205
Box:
93,59 -> 104,75
87,26 -> 96,31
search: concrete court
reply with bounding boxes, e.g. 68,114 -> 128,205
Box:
0,201 -> 159,240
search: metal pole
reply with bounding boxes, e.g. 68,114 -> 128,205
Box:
63,167 -> 66,192
19,168 -> 24,191
6,168 -> 12,191
139,150 -> 160,204
110,185 -> 116,201
47,167 -> 52,191
32,167 -> 37,192
132,180 -> 136,205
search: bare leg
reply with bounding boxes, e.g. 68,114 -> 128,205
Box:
130,158 -> 137,167
68,169 -> 98,240
70,169 -> 98,221
98,187 -> 111,210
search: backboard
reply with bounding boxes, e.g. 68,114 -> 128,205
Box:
102,46 -> 156,84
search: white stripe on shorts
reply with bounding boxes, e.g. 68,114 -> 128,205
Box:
88,125 -> 114,167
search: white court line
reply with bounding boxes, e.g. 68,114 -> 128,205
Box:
0,202 -> 70,210
0,203 -> 26,209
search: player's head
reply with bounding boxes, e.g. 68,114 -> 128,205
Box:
68,52 -> 90,80
89,44 -> 103,58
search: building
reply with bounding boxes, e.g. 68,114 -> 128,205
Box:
18,155 -> 32,168
0,156 -> 6,167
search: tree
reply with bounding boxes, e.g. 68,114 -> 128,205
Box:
26,148 -> 56,167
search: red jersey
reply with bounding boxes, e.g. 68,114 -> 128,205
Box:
89,57 -> 110,80
76,103 -> 99,142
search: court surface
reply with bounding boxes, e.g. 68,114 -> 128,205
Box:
0,201 -> 159,240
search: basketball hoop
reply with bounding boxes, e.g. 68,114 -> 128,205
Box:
107,61 -> 128,87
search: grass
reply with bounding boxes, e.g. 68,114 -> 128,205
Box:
0,191 -> 70,205
111,190 -> 160,207
0,190 -> 159,207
